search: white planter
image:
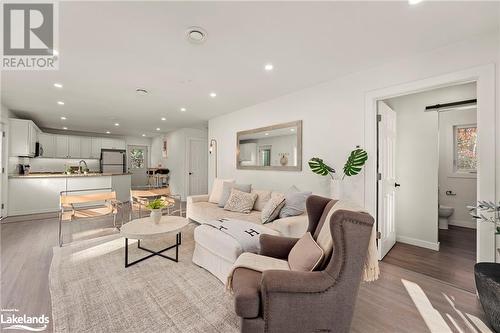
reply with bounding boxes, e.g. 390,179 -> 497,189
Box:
330,178 -> 343,200
150,209 -> 162,224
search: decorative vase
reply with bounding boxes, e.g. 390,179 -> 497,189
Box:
150,209 -> 162,224
330,178 -> 343,199
280,155 -> 288,166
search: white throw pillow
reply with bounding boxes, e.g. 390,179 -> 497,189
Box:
252,189 -> 272,211
208,178 -> 235,203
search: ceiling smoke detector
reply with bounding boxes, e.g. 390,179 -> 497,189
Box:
186,27 -> 207,44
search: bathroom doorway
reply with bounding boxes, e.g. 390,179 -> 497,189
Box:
378,82 -> 478,292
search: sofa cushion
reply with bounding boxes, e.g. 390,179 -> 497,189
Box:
218,183 -> 252,208
194,225 -> 243,262
232,268 -> 263,318
288,232 -> 324,271
261,193 -> 286,224
209,178 -> 235,203
189,201 -> 262,224
252,190 -> 272,211
224,189 -> 258,214
279,186 -> 312,218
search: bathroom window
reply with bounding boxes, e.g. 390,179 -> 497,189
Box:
454,125 -> 477,173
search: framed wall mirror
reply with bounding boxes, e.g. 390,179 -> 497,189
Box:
236,120 -> 302,171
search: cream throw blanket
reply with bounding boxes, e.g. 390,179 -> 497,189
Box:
316,200 -> 379,282
226,200 -> 379,291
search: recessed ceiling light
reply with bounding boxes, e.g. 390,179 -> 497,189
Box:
265,133 -> 269,136
408,0 -> 423,4
161,117 -> 166,121
264,63 -> 274,71
180,107 -> 186,112
106,131 -> 111,134
60,116 -> 66,120
156,128 -> 161,131
186,26 -> 207,44
210,92 -> 217,98
54,83 -> 63,88
136,88 -> 149,95
142,134 -> 146,137
57,101 -> 65,105
62,126 -> 68,130
114,123 -> 119,126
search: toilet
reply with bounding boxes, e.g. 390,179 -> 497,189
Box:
438,205 -> 454,229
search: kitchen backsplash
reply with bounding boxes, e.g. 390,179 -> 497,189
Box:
8,157 -> 100,174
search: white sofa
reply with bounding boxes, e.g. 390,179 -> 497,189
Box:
187,194 -> 308,282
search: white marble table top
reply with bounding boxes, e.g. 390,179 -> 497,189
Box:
120,216 -> 188,239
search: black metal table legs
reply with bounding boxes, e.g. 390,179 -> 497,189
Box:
124,232 -> 181,268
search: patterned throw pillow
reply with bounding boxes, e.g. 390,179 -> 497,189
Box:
224,189 -> 258,214
218,183 -> 252,208
261,193 -> 286,224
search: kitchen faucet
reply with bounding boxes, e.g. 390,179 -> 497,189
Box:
78,160 -> 88,173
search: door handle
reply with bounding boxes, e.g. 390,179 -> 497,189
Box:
189,172 -> 193,175
394,182 -> 401,187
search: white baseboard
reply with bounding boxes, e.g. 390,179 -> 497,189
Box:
396,235 -> 440,251
449,219 -> 477,229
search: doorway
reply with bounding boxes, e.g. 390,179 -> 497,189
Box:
377,82 -> 478,292
186,138 -> 208,196
128,145 -> 148,188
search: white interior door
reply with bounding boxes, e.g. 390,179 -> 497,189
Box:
128,145 -> 148,187
378,101 -> 397,259
187,138 -> 208,196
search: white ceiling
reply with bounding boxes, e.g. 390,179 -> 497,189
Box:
2,1 -> 499,137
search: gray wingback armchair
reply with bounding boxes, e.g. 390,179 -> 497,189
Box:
231,195 -> 374,333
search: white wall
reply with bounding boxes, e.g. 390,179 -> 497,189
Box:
209,32 -> 499,210
384,83 -> 476,248
439,108 -> 477,229
151,128 -> 208,200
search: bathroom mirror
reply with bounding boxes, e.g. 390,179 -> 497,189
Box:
236,120 -> 302,171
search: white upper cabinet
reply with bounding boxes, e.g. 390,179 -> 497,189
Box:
91,137 -> 102,159
9,119 -> 40,157
68,136 -> 81,158
55,135 -> 69,158
80,137 -> 92,159
101,138 -> 125,150
38,133 -> 55,158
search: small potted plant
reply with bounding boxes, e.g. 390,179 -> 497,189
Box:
308,147 -> 368,199
146,198 -> 166,224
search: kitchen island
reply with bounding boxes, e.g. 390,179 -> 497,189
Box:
7,173 -> 131,216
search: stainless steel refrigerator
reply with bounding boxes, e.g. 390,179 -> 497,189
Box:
100,149 -> 126,173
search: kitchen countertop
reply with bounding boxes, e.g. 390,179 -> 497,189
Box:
9,172 -> 132,179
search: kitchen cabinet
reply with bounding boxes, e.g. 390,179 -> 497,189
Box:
101,138 -> 126,150
91,137 -> 102,159
55,135 -> 69,158
68,136 -> 81,158
80,137 -> 92,159
9,119 -> 40,157
38,133 -> 55,157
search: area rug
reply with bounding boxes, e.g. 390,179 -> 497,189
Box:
49,223 -> 239,333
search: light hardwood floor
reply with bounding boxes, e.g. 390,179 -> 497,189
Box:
1,213 -> 490,333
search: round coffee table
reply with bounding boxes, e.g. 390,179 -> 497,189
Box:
120,215 -> 188,268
